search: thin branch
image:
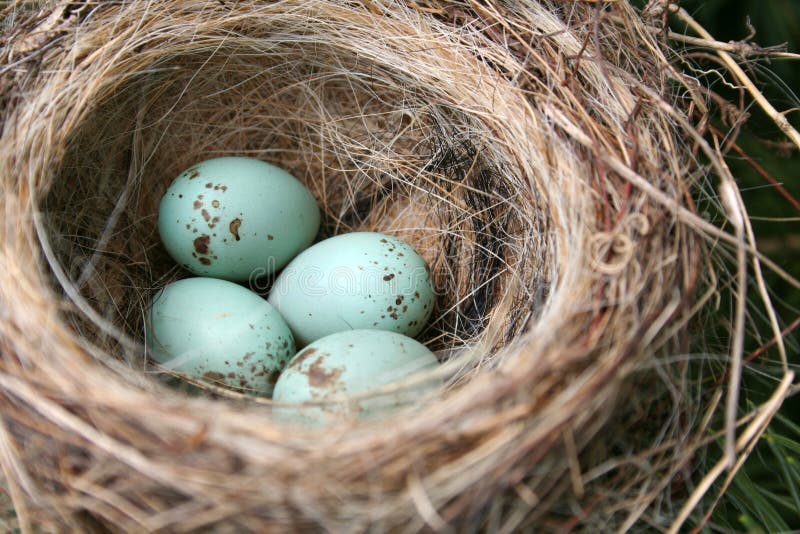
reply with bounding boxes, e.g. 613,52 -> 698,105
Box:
667,31 -> 800,60
667,371 -> 795,534
672,5 -> 800,151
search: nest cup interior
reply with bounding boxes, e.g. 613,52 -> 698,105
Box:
41,6 -> 557,403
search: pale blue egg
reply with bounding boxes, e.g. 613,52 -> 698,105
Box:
268,232 -> 435,346
158,157 -> 320,282
146,277 -> 295,396
272,330 -> 439,423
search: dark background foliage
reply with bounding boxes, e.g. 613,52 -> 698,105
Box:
672,0 -> 800,530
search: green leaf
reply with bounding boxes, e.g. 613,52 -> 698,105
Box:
731,469 -> 791,532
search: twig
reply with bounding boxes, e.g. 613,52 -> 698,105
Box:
708,125 -> 800,212
666,31 -> 800,60
671,5 -> 800,151
667,371 -> 795,534
744,315 -> 800,366
710,133 -> 791,374
719,178 -> 746,468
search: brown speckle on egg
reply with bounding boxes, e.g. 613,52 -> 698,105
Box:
305,356 -> 344,389
229,218 -> 242,241
267,369 -> 281,384
193,235 -> 210,255
292,347 -> 317,367
203,371 -> 225,382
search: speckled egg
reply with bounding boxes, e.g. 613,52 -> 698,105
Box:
158,157 -> 320,282
146,277 -> 295,395
268,232 -> 435,346
272,330 -> 439,423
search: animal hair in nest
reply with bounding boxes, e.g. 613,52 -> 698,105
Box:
0,0 -> 785,531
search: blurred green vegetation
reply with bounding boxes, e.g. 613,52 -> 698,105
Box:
669,0 -> 800,531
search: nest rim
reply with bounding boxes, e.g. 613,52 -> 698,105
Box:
0,0 -> 776,531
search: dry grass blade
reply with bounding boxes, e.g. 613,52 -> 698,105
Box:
672,4 -> 800,151
667,371 -> 795,534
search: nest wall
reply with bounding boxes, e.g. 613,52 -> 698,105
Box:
0,1 -> 720,531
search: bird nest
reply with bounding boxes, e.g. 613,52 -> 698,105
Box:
0,0 -> 794,531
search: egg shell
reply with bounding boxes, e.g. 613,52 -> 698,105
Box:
146,277 -> 295,395
268,232 -> 435,346
158,157 -> 320,282
272,330 -> 439,423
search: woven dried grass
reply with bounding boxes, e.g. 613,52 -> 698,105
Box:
0,0 -> 795,531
